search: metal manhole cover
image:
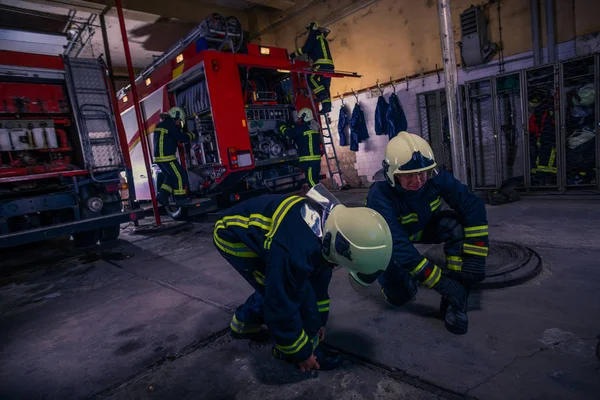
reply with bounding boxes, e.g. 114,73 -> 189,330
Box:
420,241 -> 542,289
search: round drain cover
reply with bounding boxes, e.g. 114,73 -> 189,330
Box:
420,241 -> 542,289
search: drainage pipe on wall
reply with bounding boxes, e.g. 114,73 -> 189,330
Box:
531,0 -> 541,66
437,0 -> 468,184
545,0 -> 556,63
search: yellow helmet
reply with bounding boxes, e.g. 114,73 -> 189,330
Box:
322,205 -> 393,286
383,131 -> 437,187
168,106 -> 186,128
298,107 -> 314,122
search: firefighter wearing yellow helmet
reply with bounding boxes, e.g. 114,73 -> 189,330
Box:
279,107 -> 323,189
289,21 -> 334,114
365,131 -> 489,335
152,106 -> 195,206
214,184 -> 392,371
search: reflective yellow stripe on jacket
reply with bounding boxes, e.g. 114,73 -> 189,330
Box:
264,196 -> 305,250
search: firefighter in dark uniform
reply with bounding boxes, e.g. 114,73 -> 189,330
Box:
365,132 -> 489,335
214,184 -> 393,371
279,108 -> 322,188
152,106 -> 195,206
290,21 -> 334,114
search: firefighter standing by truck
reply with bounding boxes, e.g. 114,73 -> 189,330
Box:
290,21 -> 334,115
365,132 -> 489,335
279,108 -> 322,189
152,107 -> 195,206
214,184 -> 393,371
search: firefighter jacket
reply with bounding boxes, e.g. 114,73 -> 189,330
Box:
293,30 -> 335,68
338,106 -> 350,146
279,121 -> 322,162
365,168 -> 488,286
350,103 -> 369,151
375,95 -> 389,136
213,194 -> 334,364
152,117 -> 194,162
528,102 -> 557,174
386,93 -> 408,139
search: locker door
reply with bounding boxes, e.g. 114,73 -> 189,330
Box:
559,55 -> 597,189
466,78 -> 497,190
494,72 -> 526,188
524,64 -> 559,189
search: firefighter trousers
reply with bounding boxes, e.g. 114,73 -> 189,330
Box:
308,64 -> 333,108
156,160 -> 187,198
300,160 -> 321,187
217,248 -> 321,339
379,210 -> 468,306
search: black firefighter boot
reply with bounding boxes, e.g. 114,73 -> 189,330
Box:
313,346 -> 342,371
435,277 -> 469,335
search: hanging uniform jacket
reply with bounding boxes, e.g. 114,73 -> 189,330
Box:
528,102 -> 557,174
338,106 -> 350,146
350,103 -> 369,151
375,95 -> 389,136
386,93 -> 408,139
293,29 -> 335,69
279,121 -> 321,162
152,117 -> 194,162
214,194 -> 334,364
365,168 -> 488,282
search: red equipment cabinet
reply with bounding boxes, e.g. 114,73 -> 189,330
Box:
0,44 -> 143,249
117,20 -> 359,217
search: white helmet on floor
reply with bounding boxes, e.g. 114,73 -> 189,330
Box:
322,205 -> 393,286
382,131 -> 437,187
298,107 -> 314,122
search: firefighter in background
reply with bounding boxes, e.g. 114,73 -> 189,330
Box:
153,107 -> 195,206
528,90 -> 557,185
290,21 -> 334,115
279,108 -> 322,189
214,184 -> 393,371
365,132 -> 489,335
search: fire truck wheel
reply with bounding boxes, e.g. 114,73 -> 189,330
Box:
100,225 -> 121,243
165,205 -> 189,221
73,229 -> 101,247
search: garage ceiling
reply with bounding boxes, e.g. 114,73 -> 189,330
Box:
0,0 -> 291,85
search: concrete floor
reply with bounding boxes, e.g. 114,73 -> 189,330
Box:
1,191 -> 599,399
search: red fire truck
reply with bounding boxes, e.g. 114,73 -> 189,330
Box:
0,30 -> 143,249
116,14 -> 358,219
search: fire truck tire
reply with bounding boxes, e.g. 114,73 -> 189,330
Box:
165,205 -> 189,221
73,229 -> 101,247
100,225 -> 121,243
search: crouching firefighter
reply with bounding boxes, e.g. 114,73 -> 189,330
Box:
290,21 -> 334,115
279,108 -> 322,189
365,132 -> 489,335
152,106 -> 195,206
214,184 -> 393,371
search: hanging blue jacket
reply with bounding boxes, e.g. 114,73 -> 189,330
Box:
386,93 -> 408,139
375,95 -> 389,136
214,194 -> 334,364
350,103 -> 369,151
365,168 -> 488,278
337,105 -> 350,147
